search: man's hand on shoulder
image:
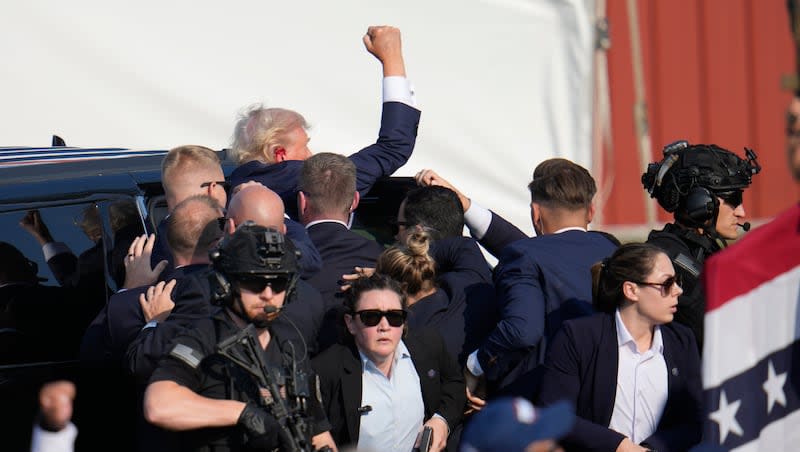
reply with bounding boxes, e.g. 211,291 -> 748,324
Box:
363,25 -> 405,77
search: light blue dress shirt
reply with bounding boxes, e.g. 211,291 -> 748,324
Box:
357,340 -> 425,451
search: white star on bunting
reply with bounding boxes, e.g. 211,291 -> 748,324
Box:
762,360 -> 787,414
709,390 -> 743,444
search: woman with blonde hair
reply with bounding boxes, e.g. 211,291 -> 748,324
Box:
376,230 -> 494,364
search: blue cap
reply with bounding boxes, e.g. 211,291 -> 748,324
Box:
460,398 -> 575,452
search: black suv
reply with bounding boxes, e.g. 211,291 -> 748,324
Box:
0,146 -> 412,450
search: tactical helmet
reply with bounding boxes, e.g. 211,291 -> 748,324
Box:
210,222 -> 299,279
208,223 -> 301,309
642,141 -> 761,215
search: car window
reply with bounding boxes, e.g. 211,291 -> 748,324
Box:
0,196 -> 144,365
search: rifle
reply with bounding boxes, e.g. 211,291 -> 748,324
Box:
217,324 -> 323,452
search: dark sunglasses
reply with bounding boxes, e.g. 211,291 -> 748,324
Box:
353,309 -> 407,327
200,180 -> 230,190
235,275 -> 291,294
717,190 -> 743,207
633,274 -> 682,296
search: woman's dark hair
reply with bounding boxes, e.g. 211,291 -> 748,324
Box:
375,230 -> 437,297
343,273 -> 408,314
592,242 -> 666,313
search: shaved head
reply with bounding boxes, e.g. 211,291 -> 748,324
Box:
228,184 -> 287,233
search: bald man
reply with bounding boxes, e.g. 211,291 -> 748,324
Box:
227,184 -> 321,280
226,184 -> 327,356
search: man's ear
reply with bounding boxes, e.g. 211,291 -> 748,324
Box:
530,202 -> 542,231
350,191 -> 360,212
273,147 -> 287,162
587,203 -> 596,224
226,218 -> 236,235
298,191 -> 308,215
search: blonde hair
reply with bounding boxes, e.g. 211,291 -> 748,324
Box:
161,145 -> 221,192
230,104 -> 308,164
376,231 -> 437,297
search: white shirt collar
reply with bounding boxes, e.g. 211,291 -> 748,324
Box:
553,226 -> 587,234
614,309 -> 664,354
305,219 -> 349,230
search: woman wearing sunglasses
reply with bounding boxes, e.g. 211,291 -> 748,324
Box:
311,274 -> 466,452
536,243 -> 703,452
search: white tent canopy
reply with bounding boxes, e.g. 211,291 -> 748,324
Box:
1,0 -> 596,234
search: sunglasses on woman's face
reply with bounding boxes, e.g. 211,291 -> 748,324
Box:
353,309 -> 407,327
236,275 -> 291,294
633,274 -> 682,297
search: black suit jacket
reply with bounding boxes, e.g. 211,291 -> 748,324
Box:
311,328 -> 466,448
306,221 -> 385,351
537,313 -> 703,452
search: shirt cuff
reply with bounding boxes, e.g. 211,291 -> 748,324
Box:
431,413 -> 450,437
464,202 -> 492,240
142,320 -> 158,331
383,76 -> 417,107
31,421 -> 77,452
42,242 -> 71,262
466,350 -> 485,377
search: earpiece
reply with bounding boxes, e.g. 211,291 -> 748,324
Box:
684,186 -> 718,224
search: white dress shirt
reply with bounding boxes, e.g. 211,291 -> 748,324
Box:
608,309 -> 669,444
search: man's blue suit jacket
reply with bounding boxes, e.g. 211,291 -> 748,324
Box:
537,313 -> 703,452
478,229 -> 618,387
229,101 -> 420,219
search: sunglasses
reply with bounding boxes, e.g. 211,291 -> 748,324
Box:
717,190 -> 743,207
633,274 -> 682,296
235,275 -> 291,294
353,309 -> 407,327
200,180 -> 230,190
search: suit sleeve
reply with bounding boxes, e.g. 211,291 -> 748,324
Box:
477,243 -> 544,379
642,327 -> 703,451
476,211 -> 527,258
429,237 -> 492,284
430,332 -> 466,430
349,102 -> 420,196
127,276 -> 211,382
537,324 -> 626,452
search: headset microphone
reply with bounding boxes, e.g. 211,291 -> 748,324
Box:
737,222 -> 751,231
263,305 -> 283,314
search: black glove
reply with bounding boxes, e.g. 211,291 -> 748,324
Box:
237,403 -> 281,449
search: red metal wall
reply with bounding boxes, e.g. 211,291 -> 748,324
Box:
602,0 -> 800,226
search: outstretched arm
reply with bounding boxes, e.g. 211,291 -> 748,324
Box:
351,26 -> 420,195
